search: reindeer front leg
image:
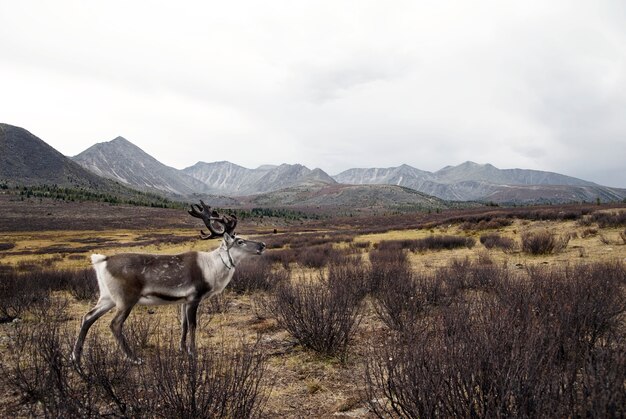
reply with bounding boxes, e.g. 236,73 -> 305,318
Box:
184,300 -> 201,355
180,303 -> 188,351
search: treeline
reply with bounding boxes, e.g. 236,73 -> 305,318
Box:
1,184 -> 183,209
217,207 -> 322,221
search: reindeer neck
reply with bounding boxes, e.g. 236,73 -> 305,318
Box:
218,246 -> 236,270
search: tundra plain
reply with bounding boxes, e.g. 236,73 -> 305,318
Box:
1,197 -> 625,418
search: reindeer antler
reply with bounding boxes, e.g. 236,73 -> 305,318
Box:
188,200 -> 238,239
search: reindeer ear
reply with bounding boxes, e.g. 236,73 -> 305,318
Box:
223,232 -> 234,246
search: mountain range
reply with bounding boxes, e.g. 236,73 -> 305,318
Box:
0,124 -> 178,205
1,123 -> 624,208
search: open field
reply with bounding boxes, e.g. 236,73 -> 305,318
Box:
1,200 -> 626,417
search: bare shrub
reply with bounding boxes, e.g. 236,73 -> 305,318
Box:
439,258 -> 507,295
525,263 -> 626,354
0,242 -> 15,251
79,334 -> 149,417
460,217 -> 513,231
327,257 -> 369,302
589,210 -> 626,228
2,322 -> 95,417
479,233 -> 517,252
298,243 -> 335,268
263,248 -> 297,268
268,273 -> 363,358
230,258 -> 288,294
146,336 -> 269,418
27,291 -> 69,323
372,265 -> 418,331
368,247 -> 410,294
0,268 -> 51,322
374,268 -> 448,334
200,292 -> 232,316
126,314 -> 161,350
2,321 -> 269,417
365,261 -> 626,418
67,267 -> 98,301
621,229 -> 626,244
521,230 -> 569,255
376,235 -> 475,253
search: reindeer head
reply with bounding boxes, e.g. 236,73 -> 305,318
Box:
188,200 -> 238,240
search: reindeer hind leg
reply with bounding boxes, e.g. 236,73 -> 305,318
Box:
72,297 -> 115,365
109,300 -> 141,364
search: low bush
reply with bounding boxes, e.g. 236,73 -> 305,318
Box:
0,269 -> 51,322
1,322 -> 270,417
230,258 -> 288,294
373,271 -> 447,333
368,247 -> 410,294
589,210 -> 626,228
145,336 -> 269,418
460,217 -> 513,231
298,244 -> 335,268
479,233 -> 517,252
365,261 -> 626,418
67,268 -> 98,301
376,235 -> 475,253
268,273 -> 363,358
521,230 -> 569,255
0,242 -> 15,251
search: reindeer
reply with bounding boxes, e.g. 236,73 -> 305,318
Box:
72,201 -> 265,365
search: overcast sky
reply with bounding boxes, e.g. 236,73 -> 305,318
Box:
1,1 -> 625,187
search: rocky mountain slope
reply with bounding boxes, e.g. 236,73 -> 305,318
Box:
182,161 -> 337,196
244,183 -> 451,211
0,123 -> 108,188
73,137 -> 210,197
0,123 -> 178,206
8,122 -> 623,207
334,161 -> 624,203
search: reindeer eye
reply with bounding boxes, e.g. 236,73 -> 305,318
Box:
237,240 -> 244,246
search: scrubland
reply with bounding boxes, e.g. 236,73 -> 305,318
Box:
1,201 -> 626,418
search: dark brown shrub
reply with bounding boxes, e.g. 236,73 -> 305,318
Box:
263,248 -> 297,268
521,230 -> 569,255
0,269 -> 50,322
67,268 -> 98,301
460,217 -> 513,231
146,336 -> 269,418
230,258 -> 288,294
376,235 -> 475,253
298,244 -> 335,268
2,319 -> 269,418
0,242 -> 15,251
327,257 -> 369,302
589,210 -> 626,227
439,258 -> 507,295
268,274 -> 363,358
372,264 -> 419,331
368,247 -> 410,294
480,233 -> 516,252
365,261 -> 626,418
2,322 -> 97,417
